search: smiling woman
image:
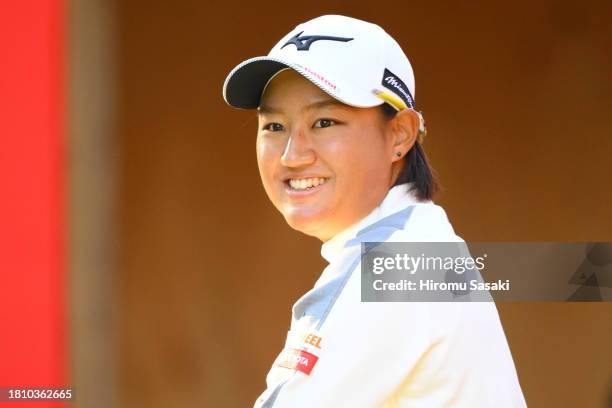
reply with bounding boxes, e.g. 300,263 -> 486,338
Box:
256,69 -> 417,241
222,15 -> 526,408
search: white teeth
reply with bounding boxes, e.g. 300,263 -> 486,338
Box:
289,177 -> 328,190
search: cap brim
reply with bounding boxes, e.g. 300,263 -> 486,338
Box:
222,57 -> 289,109
223,56 -> 385,110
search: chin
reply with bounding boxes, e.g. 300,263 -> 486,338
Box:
283,209 -> 328,238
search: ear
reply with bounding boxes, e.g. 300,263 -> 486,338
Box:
388,109 -> 419,162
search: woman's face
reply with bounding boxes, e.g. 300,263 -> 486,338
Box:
256,69 -> 401,241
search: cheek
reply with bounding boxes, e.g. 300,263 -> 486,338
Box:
256,136 -> 283,195
255,138 -> 271,182
255,137 -> 267,172
256,136 -> 276,174
322,126 -> 391,182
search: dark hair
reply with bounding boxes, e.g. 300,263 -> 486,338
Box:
380,103 -> 439,201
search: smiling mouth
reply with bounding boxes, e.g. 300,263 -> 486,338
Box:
285,177 -> 329,191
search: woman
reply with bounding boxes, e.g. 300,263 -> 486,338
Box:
223,15 -> 526,408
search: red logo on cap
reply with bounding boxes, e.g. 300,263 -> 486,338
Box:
303,66 -> 337,90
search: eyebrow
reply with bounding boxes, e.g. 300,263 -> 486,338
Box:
258,99 -> 346,115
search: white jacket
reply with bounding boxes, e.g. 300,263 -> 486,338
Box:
254,183 -> 527,407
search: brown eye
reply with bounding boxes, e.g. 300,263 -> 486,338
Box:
264,123 -> 284,132
313,119 -> 336,128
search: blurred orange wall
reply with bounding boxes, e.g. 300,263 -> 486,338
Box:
115,1 -> 612,407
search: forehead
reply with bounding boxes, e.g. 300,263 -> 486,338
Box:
259,69 -> 336,110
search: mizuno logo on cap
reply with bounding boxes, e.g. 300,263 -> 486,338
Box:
281,31 -> 353,51
382,68 -> 415,109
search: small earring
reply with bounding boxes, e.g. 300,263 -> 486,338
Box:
395,151 -> 402,157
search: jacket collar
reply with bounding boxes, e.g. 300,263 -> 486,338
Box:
320,183 -> 423,263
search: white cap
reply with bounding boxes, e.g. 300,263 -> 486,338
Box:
223,15 -> 418,112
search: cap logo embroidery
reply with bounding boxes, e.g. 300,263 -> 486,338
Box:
382,68 -> 415,109
281,31 -> 353,51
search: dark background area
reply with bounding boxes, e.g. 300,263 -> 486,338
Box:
114,1 -> 612,406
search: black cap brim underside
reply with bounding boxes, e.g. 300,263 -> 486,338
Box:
224,59 -> 289,109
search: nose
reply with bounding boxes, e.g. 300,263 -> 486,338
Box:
280,128 -> 316,168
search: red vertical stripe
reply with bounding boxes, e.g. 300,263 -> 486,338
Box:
0,0 -> 66,406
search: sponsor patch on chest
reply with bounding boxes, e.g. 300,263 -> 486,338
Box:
273,329 -> 324,376
277,348 -> 319,375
